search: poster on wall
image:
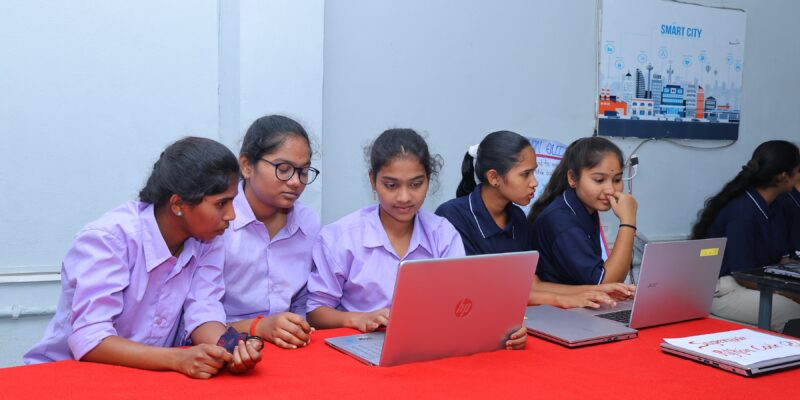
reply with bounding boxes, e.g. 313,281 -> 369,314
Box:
526,137 -> 566,214
597,0 -> 746,140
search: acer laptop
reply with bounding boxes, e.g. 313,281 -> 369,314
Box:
572,238 -> 727,329
325,251 -> 538,366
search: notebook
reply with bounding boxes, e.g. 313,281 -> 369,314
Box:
573,238 -> 727,329
325,251 -> 538,366
524,305 -> 637,347
660,328 -> 800,376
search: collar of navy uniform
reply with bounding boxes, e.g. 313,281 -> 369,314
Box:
468,185 -> 515,239
745,187 -> 772,220
562,188 -> 598,235
789,187 -> 800,209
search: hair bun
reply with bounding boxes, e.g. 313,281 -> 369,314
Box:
742,159 -> 759,174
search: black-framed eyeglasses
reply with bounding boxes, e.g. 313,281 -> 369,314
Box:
260,158 -> 320,184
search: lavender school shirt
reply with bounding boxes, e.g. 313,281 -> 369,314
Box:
306,204 -> 466,313
24,202 -> 227,363
221,182 -> 321,321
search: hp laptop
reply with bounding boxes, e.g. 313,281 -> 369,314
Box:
524,305 -> 638,347
325,251 -> 538,366
572,238 -> 727,329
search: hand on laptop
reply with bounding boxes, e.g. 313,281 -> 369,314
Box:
506,326 -> 527,350
350,308 -> 390,333
256,312 -> 315,349
596,282 -> 636,300
555,291 -> 617,309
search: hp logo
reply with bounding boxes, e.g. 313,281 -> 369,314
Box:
454,298 -> 473,317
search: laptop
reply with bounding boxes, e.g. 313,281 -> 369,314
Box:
571,238 -> 727,329
325,251 -> 538,366
764,262 -> 800,279
660,329 -> 800,376
660,342 -> 800,377
524,305 -> 638,347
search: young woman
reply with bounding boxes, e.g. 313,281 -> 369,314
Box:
24,137 -> 261,378
306,129 -> 526,349
692,140 -> 800,331
776,144 -> 800,258
222,115 -> 320,349
783,181 -> 800,257
436,131 -> 634,309
528,137 -> 638,286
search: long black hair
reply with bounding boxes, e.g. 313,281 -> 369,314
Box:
691,140 -> 800,239
240,115 -> 311,170
139,137 -> 239,207
456,130 -> 532,197
366,128 -> 442,183
527,137 -> 623,223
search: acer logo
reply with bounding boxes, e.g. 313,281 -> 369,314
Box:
454,298 -> 473,317
648,283 -> 658,288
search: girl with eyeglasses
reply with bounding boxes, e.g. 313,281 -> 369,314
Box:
306,129 -> 527,350
221,115 -> 321,349
25,137 -> 261,378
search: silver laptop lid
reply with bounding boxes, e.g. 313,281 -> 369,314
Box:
378,251 -> 538,366
627,237 -> 727,329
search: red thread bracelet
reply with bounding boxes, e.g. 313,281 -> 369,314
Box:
250,315 -> 264,336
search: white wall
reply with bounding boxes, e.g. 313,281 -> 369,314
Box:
0,0 -> 221,274
322,0 -> 599,223
225,0 -> 325,211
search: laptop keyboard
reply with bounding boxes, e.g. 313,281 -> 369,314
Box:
348,336 -> 384,360
596,309 -> 632,323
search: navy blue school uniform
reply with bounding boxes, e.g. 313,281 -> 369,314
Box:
776,187 -> 800,257
707,188 -> 790,276
435,185 -> 531,256
530,188 -> 604,285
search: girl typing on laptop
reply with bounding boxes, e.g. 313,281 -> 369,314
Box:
691,140 -> 800,331
306,129 -> 528,350
436,131 -> 634,308
528,137 -> 637,286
